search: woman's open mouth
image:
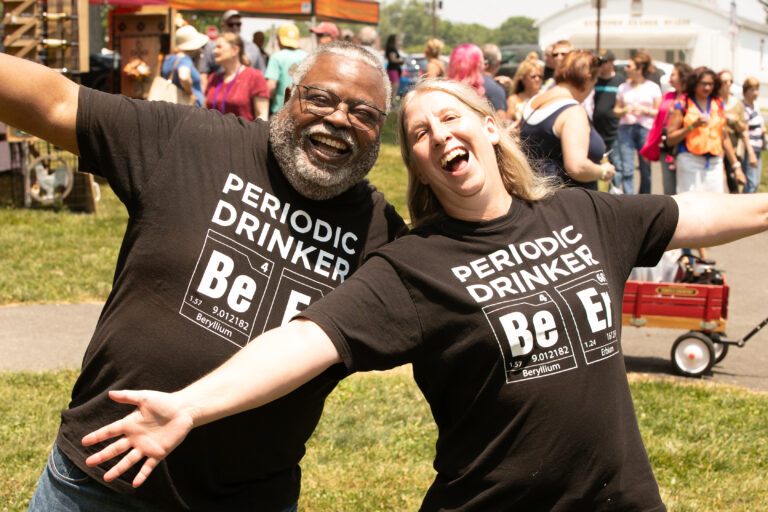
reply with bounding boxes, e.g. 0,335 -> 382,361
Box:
440,148 -> 469,172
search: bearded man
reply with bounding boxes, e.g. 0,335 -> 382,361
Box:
0,42 -> 404,512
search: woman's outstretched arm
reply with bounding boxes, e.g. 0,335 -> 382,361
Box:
82,319 -> 341,487
670,192 -> 768,250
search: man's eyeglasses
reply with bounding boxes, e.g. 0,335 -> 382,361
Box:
227,21 -> 242,27
296,85 -> 386,131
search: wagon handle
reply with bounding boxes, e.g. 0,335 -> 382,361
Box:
736,315 -> 768,347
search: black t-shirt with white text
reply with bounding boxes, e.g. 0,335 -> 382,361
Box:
303,189 -> 677,511
57,88 -> 405,510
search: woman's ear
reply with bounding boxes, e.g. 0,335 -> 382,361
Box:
485,116 -> 500,145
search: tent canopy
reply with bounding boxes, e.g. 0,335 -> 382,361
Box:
92,0 -> 379,24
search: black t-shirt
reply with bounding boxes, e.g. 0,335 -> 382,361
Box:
58,88 -> 405,511
593,74 -> 624,143
303,189 -> 677,511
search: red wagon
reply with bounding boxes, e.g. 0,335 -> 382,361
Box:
622,278 -> 768,377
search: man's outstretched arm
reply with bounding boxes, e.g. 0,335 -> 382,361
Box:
0,53 -> 80,154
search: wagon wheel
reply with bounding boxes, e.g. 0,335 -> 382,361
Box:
27,154 -> 74,204
712,342 -> 729,363
670,331 -> 715,377
708,332 -> 730,364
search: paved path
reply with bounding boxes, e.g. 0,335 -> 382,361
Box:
0,302 -> 102,371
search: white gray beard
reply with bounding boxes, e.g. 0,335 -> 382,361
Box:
269,111 -> 380,200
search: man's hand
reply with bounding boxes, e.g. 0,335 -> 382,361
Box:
81,390 -> 195,487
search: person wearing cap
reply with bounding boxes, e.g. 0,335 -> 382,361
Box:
5,40 -> 402,512
265,23 -> 308,116
160,24 -> 210,106
310,21 -> 340,46
592,49 -> 623,174
199,10 -> 266,91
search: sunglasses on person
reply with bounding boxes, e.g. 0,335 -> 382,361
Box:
227,21 -> 242,27
552,51 -> 570,57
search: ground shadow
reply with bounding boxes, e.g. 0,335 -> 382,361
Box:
623,355 -> 674,376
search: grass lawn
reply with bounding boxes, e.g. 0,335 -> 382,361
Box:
0,114 -> 767,510
1,369 -> 766,511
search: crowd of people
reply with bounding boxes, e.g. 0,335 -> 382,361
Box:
1,16 -> 767,512
161,17 -> 765,199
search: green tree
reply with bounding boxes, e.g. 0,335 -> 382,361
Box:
378,1 -> 537,54
495,16 -> 538,45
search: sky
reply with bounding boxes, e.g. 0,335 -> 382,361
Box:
241,0 -> 765,39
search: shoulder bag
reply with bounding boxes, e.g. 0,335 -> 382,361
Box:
147,56 -> 195,105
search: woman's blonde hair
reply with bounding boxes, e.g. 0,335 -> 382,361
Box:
219,32 -> 251,67
397,78 -> 556,227
424,38 -> 444,59
511,57 -> 544,95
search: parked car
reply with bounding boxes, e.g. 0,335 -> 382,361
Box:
497,44 -> 541,78
397,54 -> 428,98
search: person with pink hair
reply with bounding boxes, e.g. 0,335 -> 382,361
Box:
448,43 -> 485,96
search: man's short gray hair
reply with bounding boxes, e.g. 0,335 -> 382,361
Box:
291,41 -> 392,113
358,26 -> 378,46
482,44 -> 502,69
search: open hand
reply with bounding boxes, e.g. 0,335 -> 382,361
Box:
81,390 -> 195,487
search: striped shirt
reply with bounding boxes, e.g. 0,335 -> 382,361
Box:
744,101 -> 765,151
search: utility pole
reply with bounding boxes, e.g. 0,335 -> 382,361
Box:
596,0 -> 601,53
432,0 -> 438,38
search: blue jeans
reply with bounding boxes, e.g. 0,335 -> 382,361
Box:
742,151 -> 762,194
29,442 -> 299,512
616,124 -> 652,194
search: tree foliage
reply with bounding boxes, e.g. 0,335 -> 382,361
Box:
378,0 -> 538,53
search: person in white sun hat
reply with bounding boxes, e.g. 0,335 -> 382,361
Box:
160,24 -> 210,106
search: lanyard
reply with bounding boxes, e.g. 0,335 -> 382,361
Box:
212,65 -> 241,113
691,96 -> 711,116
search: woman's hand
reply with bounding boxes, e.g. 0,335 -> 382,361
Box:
81,390 -> 195,487
735,165 -> 747,186
692,116 -> 708,128
599,161 -> 616,182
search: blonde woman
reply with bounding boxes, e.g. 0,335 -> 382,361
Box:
204,33 -> 269,121
507,57 -> 543,125
424,38 -> 446,78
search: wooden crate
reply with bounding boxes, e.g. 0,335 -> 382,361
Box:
622,280 -> 729,332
